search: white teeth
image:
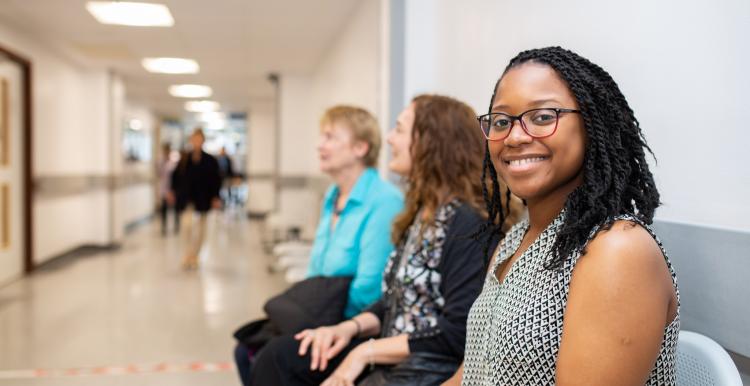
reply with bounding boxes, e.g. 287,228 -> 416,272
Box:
508,157 -> 546,166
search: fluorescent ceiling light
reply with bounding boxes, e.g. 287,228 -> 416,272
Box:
142,58 -> 199,74
86,1 -> 174,27
185,100 -> 220,112
168,84 -> 212,98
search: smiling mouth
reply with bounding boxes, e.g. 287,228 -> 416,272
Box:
505,156 -> 548,166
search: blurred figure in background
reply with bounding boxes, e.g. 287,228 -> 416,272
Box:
217,146 -> 236,208
233,106 -> 403,385
158,143 -> 178,236
170,128 -> 222,269
169,148 -> 189,233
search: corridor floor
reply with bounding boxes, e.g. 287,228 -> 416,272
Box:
0,211 -> 287,385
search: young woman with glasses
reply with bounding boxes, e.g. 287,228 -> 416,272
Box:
442,46 -> 680,386
248,95 -> 523,386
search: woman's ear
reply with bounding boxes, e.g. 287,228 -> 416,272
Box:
352,140 -> 370,160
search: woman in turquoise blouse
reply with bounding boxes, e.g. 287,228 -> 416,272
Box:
234,105 -> 402,386
309,105 -> 403,318
308,167 -> 404,319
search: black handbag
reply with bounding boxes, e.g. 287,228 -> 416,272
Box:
264,275 -> 353,333
232,318 -> 279,349
233,275 -> 353,350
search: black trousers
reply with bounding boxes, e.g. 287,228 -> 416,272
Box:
235,343 -> 253,386
249,335 -> 367,386
160,198 -> 180,234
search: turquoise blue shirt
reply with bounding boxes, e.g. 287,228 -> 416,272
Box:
307,168 -> 403,318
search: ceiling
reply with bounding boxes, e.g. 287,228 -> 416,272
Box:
0,0 -> 363,117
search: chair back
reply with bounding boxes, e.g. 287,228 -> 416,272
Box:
676,330 -> 743,386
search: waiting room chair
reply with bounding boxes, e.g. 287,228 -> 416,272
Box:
676,330 -> 743,386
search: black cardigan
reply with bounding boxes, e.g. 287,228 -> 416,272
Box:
171,150 -> 221,212
365,203 -> 495,359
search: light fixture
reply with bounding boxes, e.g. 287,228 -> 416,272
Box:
168,84 -> 212,98
129,119 -> 143,131
142,58 -> 199,74
185,100 -> 220,112
86,1 -> 174,27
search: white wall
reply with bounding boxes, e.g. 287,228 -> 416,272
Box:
403,0 -> 750,232
279,75 -> 315,176
270,0 -> 384,237
280,0 -> 383,178
246,100 -> 276,214
33,192 -> 110,262
116,184 -> 154,227
115,102 -> 157,237
248,101 -> 276,176
307,0 -> 382,136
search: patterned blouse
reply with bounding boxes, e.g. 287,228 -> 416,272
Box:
462,211 -> 680,385
380,201 -> 456,336
366,200 -> 488,358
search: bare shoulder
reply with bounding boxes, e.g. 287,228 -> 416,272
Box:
569,219 -> 674,309
579,219 -> 666,277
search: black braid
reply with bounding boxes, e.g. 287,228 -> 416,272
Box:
483,46 -> 660,270
476,77 -> 508,275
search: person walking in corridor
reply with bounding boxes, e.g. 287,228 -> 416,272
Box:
158,143 -> 179,235
171,128 -> 222,269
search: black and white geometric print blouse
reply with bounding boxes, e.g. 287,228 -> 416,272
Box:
461,211 -> 680,386
380,200 -> 458,338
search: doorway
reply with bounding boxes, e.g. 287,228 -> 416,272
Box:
0,44 -> 31,285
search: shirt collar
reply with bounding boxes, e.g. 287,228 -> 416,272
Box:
325,167 -> 377,208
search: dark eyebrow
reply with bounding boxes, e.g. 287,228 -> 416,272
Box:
491,98 -> 564,113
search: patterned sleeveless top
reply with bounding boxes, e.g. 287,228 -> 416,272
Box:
462,212 -> 680,385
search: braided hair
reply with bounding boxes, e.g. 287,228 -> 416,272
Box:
481,46 -> 660,270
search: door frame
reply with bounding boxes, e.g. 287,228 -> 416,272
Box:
0,43 -> 33,273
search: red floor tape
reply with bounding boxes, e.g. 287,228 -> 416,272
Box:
0,361 -> 234,379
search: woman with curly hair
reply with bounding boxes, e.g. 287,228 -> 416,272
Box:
444,47 -> 680,386
249,95 -> 522,386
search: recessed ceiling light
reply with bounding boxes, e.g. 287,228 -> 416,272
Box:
185,100 -> 220,112
86,1 -> 174,27
142,58 -> 199,74
168,84 -> 212,98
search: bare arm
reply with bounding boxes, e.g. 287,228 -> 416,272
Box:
556,221 -> 677,386
350,312 -> 381,338
356,334 -> 411,365
321,334 -> 411,386
441,361 -> 464,386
